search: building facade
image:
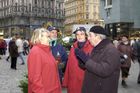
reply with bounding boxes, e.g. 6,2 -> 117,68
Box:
0,0 -> 65,38
64,0 -> 102,33
100,0 -> 140,38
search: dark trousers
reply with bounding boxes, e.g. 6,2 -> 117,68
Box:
11,57 -> 17,69
23,47 -> 29,55
121,67 -> 130,78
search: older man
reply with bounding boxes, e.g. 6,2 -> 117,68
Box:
48,26 -> 68,84
75,26 -> 121,93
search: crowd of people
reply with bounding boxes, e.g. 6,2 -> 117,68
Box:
113,35 -> 140,87
1,25 -> 140,93
27,25 -> 140,93
0,35 -> 30,69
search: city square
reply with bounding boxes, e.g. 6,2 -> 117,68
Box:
0,0 -> 140,93
0,55 -> 140,93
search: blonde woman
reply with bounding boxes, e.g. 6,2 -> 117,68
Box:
28,28 -> 61,93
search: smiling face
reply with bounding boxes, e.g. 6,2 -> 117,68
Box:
75,31 -> 86,42
31,28 -> 51,45
40,31 -> 50,45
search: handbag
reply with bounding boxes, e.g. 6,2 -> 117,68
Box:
120,55 -> 127,64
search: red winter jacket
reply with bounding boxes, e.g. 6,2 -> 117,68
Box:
62,41 -> 93,93
28,44 -> 61,93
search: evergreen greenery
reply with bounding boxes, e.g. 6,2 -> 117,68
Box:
19,74 -> 28,93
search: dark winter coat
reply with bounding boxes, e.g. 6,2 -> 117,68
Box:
82,39 -> 121,93
51,42 -> 68,81
118,42 -> 133,67
9,40 -> 18,57
51,43 -> 68,64
134,40 -> 140,57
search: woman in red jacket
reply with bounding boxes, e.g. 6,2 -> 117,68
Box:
62,27 -> 93,93
28,28 -> 61,93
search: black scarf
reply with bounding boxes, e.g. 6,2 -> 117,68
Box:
77,41 -> 86,49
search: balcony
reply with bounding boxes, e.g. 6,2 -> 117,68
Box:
0,4 -> 65,20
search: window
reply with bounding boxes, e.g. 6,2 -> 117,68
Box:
86,0 -> 88,4
86,5 -> 88,11
86,13 -> 89,19
106,8 -> 111,18
35,0 -> 37,5
105,0 -> 112,8
93,5 -> 96,11
59,3 -> 61,8
22,0 -> 24,4
107,0 -> 112,6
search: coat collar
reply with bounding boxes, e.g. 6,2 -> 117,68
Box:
73,40 -> 92,49
120,42 -> 130,46
35,44 -> 50,52
93,39 -> 111,51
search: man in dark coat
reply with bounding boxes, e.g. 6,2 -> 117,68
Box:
133,39 -> 140,84
48,26 -> 68,84
9,38 -> 18,70
75,26 -> 121,93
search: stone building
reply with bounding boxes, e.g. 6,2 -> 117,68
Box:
0,0 -> 65,38
64,0 -> 102,33
100,0 -> 140,38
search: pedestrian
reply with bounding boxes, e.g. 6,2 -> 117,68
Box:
113,37 -> 119,48
6,38 -> 14,62
74,26 -> 121,93
118,35 -> 133,87
28,28 -> 61,93
0,38 -> 7,59
48,26 -> 68,84
9,37 -> 18,70
133,39 -> 140,84
23,38 -> 29,55
62,27 -> 93,93
0,38 -> 3,59
15,35 -> 25,65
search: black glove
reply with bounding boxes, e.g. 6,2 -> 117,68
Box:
78,60 -> 86,70
74,48 -> 89,64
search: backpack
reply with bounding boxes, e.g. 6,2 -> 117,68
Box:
23,41 -> 28,47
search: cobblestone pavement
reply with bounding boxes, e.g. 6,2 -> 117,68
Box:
0,54 -> 139,93
118,60 -> 140,93
62,60 -> 140,93
0,55 -> 27,93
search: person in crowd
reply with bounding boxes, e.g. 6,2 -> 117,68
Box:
23,38 -> 29,55
74,26 -> 121,93
15,35 -> 25,65
48,26 -> 68,84
62,27 -> 93,93
130,38 -> 136,47
9,37 -> 18,70
118,35 -> 133,87
133,39 -> 140,84
0,38 -> 7,59
0,38 -> 3,59
28,28 -> 61,93
6,38 -> 11,62
6,38 -> 13,62
113,37 -> 119,48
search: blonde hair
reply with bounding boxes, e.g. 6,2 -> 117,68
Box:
30,28 -> 49,44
